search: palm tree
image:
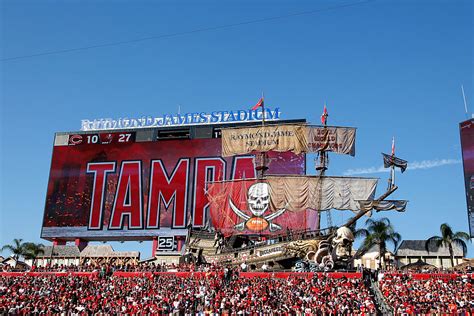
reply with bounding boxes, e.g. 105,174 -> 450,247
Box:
355,217 -> 401,270
1,238 -> 27,261
23,242 -> 45,266
425,223 -> 470,268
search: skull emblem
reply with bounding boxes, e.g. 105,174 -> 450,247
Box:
332,227 -> 355,261
247,182 -> 270,216
229,182 -> 286,232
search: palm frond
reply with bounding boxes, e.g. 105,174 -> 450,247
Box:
362,235 -> 377,250
379,217 -> 391,226
1,245 -> 15,253
452,239 -> 468,256
440,223 -> 454,239
453,231 -> 471,242
365,218 -> 376,228
354,228 -> 369,239
389,232 -> 402,250
23,243 -> 46,258
425,236 -> 442,253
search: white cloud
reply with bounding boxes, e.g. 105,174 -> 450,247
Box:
343,158 -> 461,176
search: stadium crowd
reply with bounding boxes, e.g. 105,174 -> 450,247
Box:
0,273 -> 376,314
2,256 -> 474,315
379,274 -> 474,315
2,262 -> 220,273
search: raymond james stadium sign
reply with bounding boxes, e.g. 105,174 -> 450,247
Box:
81,107 -> 282,131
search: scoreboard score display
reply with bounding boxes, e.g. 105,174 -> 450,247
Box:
68,132 -> 135,146
41,122 -> 306,242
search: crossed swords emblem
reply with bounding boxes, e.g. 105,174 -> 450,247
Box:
229,199 -> 286,231
229,182 -> 288,232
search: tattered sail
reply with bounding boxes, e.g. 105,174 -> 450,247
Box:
382,153 -> 408,173
357,200 -> 408,212
206,175 -> 377,236
221,124 -> 356,157
221,124 -> 307,156
306,126 -> 356,156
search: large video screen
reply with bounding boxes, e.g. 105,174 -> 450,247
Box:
460,119 -> 474,238
42,133 -> 305,240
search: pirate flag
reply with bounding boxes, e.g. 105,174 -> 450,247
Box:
382,153 -> 408,173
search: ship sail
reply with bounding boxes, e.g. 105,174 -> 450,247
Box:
357,200 -> 408,212
206,175 -> 378,236
221,124 -> 356,157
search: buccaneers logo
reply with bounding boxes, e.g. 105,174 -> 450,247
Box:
229,182 -> 286,232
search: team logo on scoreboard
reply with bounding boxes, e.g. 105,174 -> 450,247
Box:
69,134 -> 83,145
229,182 -> 286,232
101,133 -> 114,144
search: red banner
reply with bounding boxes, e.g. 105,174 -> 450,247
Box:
207,179 -> 318,236
113,271 -> 223,278
239,272 -> 362,279
0,272 -> 98,277
0,271 -> 362,279
383,273 -> 471,280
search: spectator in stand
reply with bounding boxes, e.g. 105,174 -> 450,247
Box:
379,273 -> 473,315
0,274 -> 375,314
240,261 -> 248,272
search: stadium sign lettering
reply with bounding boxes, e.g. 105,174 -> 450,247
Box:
86,156 -> 256,230
81,107 -> 282,131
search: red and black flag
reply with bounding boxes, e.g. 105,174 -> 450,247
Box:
382,153 -> 408,173
321,104 -> 328,125
251,97 -> 264,111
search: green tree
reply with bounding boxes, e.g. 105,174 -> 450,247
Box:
23,242 -> 45,266
425,223 -> 470,268
355,217 -> 401,270
1,238 -> 27,261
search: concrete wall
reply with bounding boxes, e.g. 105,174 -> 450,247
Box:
396,256 -> 462,269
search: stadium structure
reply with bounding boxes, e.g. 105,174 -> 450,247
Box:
41,107 -> 408,271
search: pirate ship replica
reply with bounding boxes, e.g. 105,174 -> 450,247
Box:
185,105 -> 408,271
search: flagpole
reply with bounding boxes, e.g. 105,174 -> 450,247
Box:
462,85 -> 469,119
391,164 -> 395,188
256,92 -> 267,179
392,137 -> 396,187
389,137 -> 395,190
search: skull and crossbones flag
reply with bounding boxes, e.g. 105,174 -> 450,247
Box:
206,179 -> 318,236
206,176 -> 378,236
382,153 -> 408,173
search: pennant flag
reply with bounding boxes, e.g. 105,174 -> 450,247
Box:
382,153 -> 408,173
251,97 -> 264,110
321,104 -> 328,125
391,137 -> 395,156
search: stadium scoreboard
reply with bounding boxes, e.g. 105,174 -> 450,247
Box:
42,120 -> 306,242
460,118 -> 474,238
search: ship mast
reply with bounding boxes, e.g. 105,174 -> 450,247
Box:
387,137 -> 396,190
316,105 -> 332,229
255,92 -> 268,179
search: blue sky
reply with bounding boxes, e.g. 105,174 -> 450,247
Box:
1,0 -> 473,258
